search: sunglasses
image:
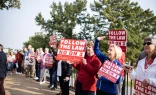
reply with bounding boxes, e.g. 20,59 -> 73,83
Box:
143,42 -> 152,46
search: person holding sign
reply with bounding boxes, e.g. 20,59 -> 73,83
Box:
51,46 -> 72,95
68,41 -> 101,95
94,36 -> 122,95
40,48 -> 51,85
26,48 -> 36,78
128,37 -> 156,87
48,52 -> 58,90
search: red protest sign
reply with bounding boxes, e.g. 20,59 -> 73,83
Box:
44,56 -> 53,67
108,30 -> 127,52
134,79 -> 156,95
56,39 -> 86,62
49,35 -> 57,48
97,60 -> 123,83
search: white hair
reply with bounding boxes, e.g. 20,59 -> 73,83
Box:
109,44 -> 122,60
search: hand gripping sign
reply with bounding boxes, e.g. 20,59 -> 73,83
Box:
134,79 -> 156,95
56,39 -> 86,62
97,60 -> 123,83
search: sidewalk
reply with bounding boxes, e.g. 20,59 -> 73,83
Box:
4,74 -> 74,95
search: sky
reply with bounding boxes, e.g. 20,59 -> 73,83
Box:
0,0 -> 156,49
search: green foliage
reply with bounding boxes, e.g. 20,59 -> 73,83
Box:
91,0 -> 156,63
23,32 -> 49,50
33,0 -> 156,63
0,0 -> 20,10
35,0 -> 87,39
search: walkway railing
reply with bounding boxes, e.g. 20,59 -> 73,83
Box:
69,68 -> 134,95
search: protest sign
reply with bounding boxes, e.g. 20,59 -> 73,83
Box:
24,56 -> 33,65
44,55 -> 53,67
108,30 -> 127,52
97,60 -> 123,83
134,79 -> 156,95
56,39 -> 86,62
25,52 -> 36,65
49,35 -> 57,49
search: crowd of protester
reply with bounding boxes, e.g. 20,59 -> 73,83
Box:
0,36 -> 156,95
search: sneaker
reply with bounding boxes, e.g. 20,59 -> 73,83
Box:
51,87 -> 57,90
49,86 -> 54,89
36,79 -> 40,82
35,77 -> 39,80
48,85 -> 52,88
34,77 -> 38,80
39,81 -> 45,85
19,72 -> 22,75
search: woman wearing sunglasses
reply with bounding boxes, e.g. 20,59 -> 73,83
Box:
129,37 -> 156,87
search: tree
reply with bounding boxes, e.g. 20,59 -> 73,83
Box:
23,32 -> 49,50
35,0 -> 87,39
76,6 -> 108,41
90,0 -> 156,63
0,0 -> 20,10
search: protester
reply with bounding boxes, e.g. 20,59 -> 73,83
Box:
23,47 -> 28,75
24,45 -> 32,77
70,41 -> 101,95
40,48 -> 50,85
27,45 -> 32,54
23,48 -> 28,60
35,48 -> 44,81
16,50 -> 24,74
13,55 -> 17,73
26,48 -> 36,78
94,36 -> 122,95
34,49 -> 40,80
0,44 -> 7,95
7,51 -> 16,75
136,36 -> 156,66
51,46 -> 72,95
31,48 -> 36,77
49,51 -> 58,90
128,37 -> 156,86
39,48 -> 45,55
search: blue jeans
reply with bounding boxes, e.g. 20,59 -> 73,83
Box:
49,68 -> 57,88
7,62 -> 14,71
37,63 -> 41,79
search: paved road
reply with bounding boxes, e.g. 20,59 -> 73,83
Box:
4,73 -> 134,95
4,74 -> 74,95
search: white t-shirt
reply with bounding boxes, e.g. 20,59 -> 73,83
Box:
57,60 -> 62,76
